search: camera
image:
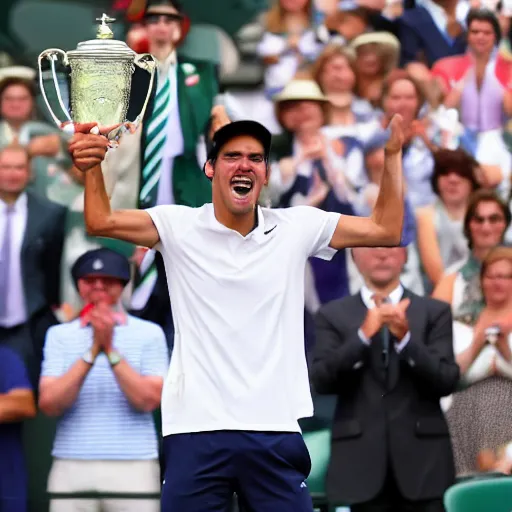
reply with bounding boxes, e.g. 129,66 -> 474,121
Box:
485,326 -> 501,345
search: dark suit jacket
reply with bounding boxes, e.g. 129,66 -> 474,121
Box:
311,289 -> 459,506
399,7 -> 467,67
23,192 -> 66,355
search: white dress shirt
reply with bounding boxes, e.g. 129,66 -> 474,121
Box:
0,192 -> 28,327
358,283 -> 411,352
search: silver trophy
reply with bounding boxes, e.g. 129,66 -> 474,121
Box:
38,14 -> 156,142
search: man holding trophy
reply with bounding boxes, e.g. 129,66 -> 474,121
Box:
65,104 -> 405,510
40,9 -> 406,509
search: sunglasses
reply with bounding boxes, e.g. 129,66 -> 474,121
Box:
145,13 -> 183,24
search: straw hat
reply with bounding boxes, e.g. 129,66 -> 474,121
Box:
0,66 -> 36,83
350,31 -> 400,52
350,32 -> 400,73
273,79 -> 330,104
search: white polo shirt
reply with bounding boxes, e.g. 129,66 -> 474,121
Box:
147,203 -> 340,436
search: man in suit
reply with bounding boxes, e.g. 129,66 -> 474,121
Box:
0,144 -> 66,385
399,0 -> 467,69
311,246 -> 460,512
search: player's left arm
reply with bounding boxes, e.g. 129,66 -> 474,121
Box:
329,114 -> 405,250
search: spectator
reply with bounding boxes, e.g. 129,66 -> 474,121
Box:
350,31 -> 400,109
311,246 -> 459,512
269,78 -> 359,209
0,144 -> 66,385
38,248 -> 169,512
399,0 -> 468,69
0,345 -> 36,512
438,9 -> 512,200
433,189 -> 511,325
257,0 -> 320,99
320,1 -> 371,45
416,148 -> 481,287
313,44 -> 382,134
381,70 -> 436,208
445,246 -> 512,476
0,72 -> 72,201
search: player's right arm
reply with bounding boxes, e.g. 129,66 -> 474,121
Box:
69,123 -> 159,249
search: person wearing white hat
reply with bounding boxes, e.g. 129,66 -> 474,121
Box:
350,32 -> 400,108
270,78 -> 362,208
66,107 -> 405,511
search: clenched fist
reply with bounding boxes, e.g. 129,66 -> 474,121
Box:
67,122 -> 112,173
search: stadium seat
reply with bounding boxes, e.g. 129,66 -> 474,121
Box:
303,429 -> 331,511
444,476 -> 512,512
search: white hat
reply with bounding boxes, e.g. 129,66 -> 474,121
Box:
273,79 -> 329,103
0,66 -> 36,83
350,31 -> 400,52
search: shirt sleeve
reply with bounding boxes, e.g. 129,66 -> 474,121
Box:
2,347 -> 32,391
146,204 -> 189,255
292,206 -> 341,260
140,325 -> 170,378
41,326 -> 67,378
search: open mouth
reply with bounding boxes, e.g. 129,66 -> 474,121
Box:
230,176 -> 253,198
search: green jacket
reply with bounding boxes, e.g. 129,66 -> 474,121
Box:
140,58 -> 218,208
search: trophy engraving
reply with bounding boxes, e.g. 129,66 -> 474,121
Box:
38,14 -> 156,142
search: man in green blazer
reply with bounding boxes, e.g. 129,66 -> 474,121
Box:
137,0 -> 217,209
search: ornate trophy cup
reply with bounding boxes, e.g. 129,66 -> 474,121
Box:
38,14 -> 156,142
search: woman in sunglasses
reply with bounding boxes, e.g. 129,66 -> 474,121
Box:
433,189 -> 511,326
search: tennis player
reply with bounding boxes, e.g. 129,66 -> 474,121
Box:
68,113 -> 405,511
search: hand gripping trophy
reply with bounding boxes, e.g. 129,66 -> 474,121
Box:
38,14 -> 156,145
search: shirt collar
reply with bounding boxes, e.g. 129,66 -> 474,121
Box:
204,203 -> 269,242
420,0 -> 467,31
360,283 -> 404,309
79,303 -> 127,328
158,51 -> 177,77
0,192 -> 27,213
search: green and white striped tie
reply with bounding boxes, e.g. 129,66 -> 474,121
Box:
139,74 -> 172,207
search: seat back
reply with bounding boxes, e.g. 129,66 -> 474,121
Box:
303,429 -> 331,495
444,476 -> 512,512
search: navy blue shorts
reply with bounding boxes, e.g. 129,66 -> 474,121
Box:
161,430 -> 313,512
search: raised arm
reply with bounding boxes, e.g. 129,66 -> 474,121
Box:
329,115 -> 405,250
68,123 -> 159,248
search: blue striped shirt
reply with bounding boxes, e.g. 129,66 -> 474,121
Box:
41,316 -> 169,460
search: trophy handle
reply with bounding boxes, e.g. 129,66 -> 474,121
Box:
132,53 -> 157,126
105,53 -> 157,145
38,49 -> 72,127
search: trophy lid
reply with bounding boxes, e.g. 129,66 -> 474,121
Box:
67,14 -> 136,60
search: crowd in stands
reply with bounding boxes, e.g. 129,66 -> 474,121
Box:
3,0 -> 512,510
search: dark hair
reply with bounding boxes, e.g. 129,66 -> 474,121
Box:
466,8 -> 501,43
463,189 -> 511,248
431,148 -> 481,196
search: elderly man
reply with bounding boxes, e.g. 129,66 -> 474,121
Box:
38,248 -> 169,512
312,246 -> 459,512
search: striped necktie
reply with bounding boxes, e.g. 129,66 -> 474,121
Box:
139,72 -> 172,208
